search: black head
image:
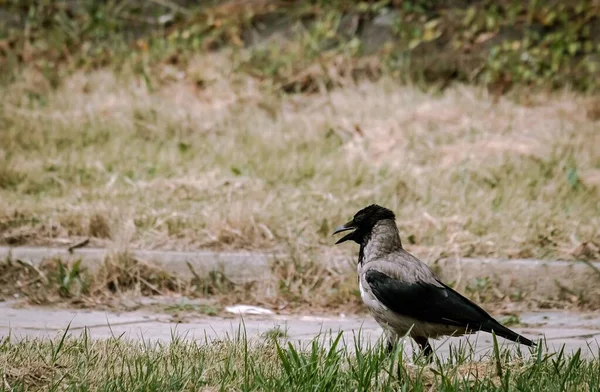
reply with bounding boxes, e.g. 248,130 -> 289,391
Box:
332,204 -> 396,245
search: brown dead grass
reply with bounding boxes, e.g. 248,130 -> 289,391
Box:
0,52 -> 599,264
0,248 -> 365,314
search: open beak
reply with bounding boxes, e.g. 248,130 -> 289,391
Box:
332,220 -> 356,244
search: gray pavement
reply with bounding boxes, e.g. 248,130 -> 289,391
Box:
1,301 -> 599,360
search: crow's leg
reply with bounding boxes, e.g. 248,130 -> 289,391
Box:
384,331 -> 398,354
386,339 -> 395,354
413,336 -> 433,362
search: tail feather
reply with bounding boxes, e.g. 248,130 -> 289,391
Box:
482,321 -> 536,347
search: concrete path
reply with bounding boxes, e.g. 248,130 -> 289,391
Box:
1,301 -> 599,360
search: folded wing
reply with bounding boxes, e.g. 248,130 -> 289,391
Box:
365,269 -> 534,346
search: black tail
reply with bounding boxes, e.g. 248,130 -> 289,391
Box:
483,321 -> 536,347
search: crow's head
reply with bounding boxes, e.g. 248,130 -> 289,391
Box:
332,204 -> 396,245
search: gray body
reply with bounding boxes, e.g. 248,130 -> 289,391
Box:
357,221 -> 466,344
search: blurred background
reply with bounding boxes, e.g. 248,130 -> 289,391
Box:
0,0 -> 599,311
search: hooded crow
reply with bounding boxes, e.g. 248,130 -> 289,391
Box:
333,204 -> 535,358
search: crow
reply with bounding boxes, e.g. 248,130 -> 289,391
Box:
333,204 -> 536,358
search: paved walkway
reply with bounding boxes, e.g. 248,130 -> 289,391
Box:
1,301 -> 599,359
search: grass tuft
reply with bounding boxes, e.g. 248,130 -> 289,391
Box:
0,328 -> 598,391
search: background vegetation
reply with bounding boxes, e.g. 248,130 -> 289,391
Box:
1,0 -> 599,91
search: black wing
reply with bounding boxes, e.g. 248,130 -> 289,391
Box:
365,269 -> 534,346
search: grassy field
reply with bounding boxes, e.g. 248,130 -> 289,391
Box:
0,329 -> 597,391
1,51 -> 600,309
1,1 -> 599,310
1,2 -> 599,262
1,52 -> 599,260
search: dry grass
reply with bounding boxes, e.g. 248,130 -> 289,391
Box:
0,249 -> 363,313
1,52 -> 599,263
